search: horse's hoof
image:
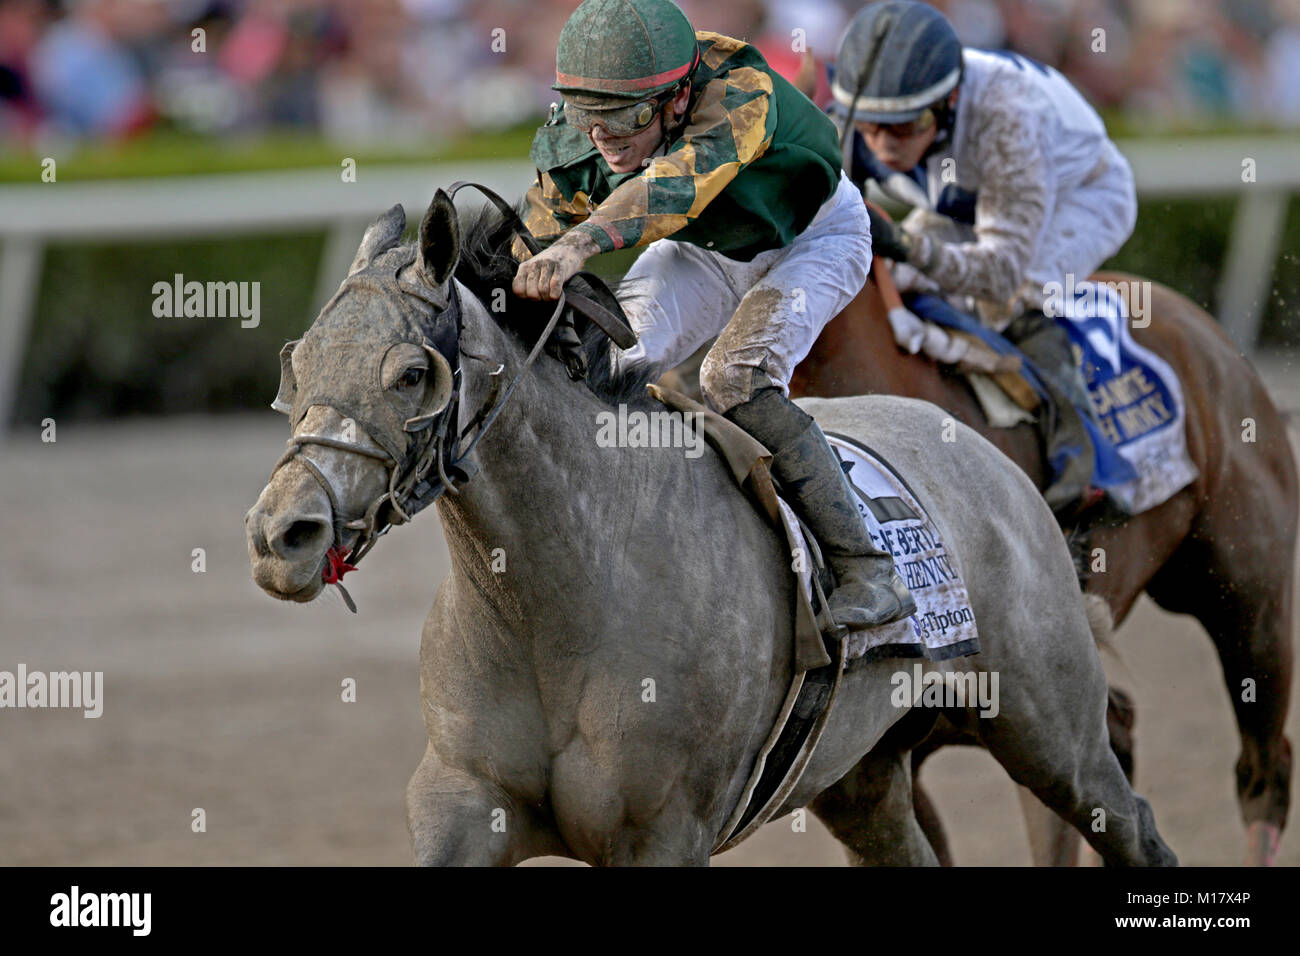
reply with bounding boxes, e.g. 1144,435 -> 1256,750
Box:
1245,821 -> 1280,866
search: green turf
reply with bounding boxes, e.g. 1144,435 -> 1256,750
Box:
0,126 -> 539,183
3,118 -> 1296,183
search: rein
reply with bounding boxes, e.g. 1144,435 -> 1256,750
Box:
271,181 -> 611,612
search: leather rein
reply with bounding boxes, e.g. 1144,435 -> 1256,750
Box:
270,181 -> 636,611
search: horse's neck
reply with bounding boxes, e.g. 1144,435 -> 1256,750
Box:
434,295 -> 703,631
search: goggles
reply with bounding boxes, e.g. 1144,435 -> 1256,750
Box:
856,107 -> 937,139
563,93 -> 671,138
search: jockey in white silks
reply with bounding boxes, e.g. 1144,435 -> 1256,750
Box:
829,0 -> 1138,516
511,0 -> 915,630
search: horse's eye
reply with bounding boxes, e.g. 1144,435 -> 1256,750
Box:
399,367 -> 426,388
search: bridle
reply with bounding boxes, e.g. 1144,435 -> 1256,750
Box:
269,181 -> 636,611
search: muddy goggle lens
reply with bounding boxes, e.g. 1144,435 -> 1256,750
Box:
858,107 -> 937,138
563,97 -> 663,136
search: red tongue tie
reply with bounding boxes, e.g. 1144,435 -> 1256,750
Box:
322,546 -> 356,584
323,547 -> 358,613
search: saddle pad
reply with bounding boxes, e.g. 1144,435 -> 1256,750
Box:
779,433 -> 981,664
1051,280 -> 1198,515
909,287 -> 1198,516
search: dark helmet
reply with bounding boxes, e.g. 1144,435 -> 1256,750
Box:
830,1 -> 963,125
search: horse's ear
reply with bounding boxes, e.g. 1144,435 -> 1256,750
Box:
416,189 -> 460,288
271,339 -> 300,414
348,204 -> 407,277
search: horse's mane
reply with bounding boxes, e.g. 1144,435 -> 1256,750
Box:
452,203 -> 659,409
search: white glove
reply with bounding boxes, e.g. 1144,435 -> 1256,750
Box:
886,306 -> 928,354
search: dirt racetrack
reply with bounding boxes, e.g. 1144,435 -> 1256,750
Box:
2,403 -> 1297,866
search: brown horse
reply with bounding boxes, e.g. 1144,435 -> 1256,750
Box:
787,268 -> 1296,865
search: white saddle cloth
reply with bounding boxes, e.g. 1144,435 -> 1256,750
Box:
775,433 -> 981,663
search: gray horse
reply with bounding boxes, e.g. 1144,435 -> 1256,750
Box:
245,191 -> 1176,866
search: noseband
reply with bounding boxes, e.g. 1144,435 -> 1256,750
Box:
269,181 -> 633,611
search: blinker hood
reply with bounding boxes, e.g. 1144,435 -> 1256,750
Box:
272,258 -> 460,463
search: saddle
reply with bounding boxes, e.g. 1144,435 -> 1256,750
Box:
873,256 -> 1037,414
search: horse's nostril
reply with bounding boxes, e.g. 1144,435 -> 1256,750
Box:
284,519 -> 327,550
269,516 -> 331,559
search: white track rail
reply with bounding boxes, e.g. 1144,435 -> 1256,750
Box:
1,139 -> 1297,426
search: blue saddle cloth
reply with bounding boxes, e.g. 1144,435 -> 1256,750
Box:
906,293 -> 1140,490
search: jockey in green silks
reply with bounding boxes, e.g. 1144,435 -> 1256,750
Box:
512,0 -> 915,631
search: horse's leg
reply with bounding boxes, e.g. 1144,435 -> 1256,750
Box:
910,701 -> 1117,866
907,717 -> 969,867
981,706 -> 1174,866
975,604 -> 1177,867
1011,685 -> 1135,866
810,746 -> 940,866
1147,535 -> 1295,866
911,778 -> 954,867
907,703 -> 1121,867
406,744 -> 547,866
1015,786 -> 1080,865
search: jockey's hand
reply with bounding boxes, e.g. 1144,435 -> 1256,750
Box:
867,204 -> 915,263
513,231 -> 598,300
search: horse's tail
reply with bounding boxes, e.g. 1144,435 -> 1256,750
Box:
1083,592 -> 1115,655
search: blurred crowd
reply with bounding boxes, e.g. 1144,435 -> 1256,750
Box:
2,0 -> 1299,148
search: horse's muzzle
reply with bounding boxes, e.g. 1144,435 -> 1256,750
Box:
245,496 -> 332,603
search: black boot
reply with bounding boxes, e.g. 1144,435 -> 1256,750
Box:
726,387 -> 916,630
1003,309 -> 1099,516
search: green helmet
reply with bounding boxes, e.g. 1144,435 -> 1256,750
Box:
554,0 -> 700,107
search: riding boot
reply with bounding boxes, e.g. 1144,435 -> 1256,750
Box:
725,386 -> 917,630
1003,309 -> 1099,517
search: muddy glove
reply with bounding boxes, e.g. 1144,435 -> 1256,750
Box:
513,230 -> 599,300
867,205 -> 916,263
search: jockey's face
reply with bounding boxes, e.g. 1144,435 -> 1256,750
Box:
856,89 -> 957,172
857,118 -> 938,172
587,85 -> 691,174
589,116 -> 666,173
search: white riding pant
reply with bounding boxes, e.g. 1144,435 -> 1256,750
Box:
612,171 -> 872,413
